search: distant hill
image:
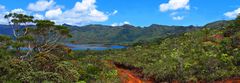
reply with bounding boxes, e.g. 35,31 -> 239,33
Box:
203,20 -> 231,29
107,19 -> 240,83
66,24 -> 200,44
0,20 -> 229,44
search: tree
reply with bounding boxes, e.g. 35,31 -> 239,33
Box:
1,13 -> 75,82
4,13 -> 34,58
4,13 -> 71,60
30,20 -> 72,54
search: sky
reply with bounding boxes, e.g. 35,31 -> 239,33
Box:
0,0 -> 240,26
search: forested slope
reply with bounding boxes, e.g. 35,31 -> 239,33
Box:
106,18 -> 240,82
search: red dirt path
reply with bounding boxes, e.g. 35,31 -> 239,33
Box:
105,60 -> 152,83
116,67 -> 152,83
107,61 -> 240,83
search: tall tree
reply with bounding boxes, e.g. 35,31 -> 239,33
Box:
4,13 -> 34,58
4,13 -> 71,59
30,20 -> 72,54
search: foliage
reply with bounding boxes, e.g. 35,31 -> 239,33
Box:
0,13 -> 119,82
65,24 -> 199,44
106,15 -> 240,82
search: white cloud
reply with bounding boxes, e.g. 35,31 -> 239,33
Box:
111,23 -> 118,26
34,14 -> 45,19
43,0 -> 109,25
0,8 -> 32,24
111,21 -> 130,26
224,8 -> 240,18
0,8 -> 27,24
160,0 -> 190,12
0,16 -> 6,24
123,21 -> 130,25
112,10 -> 118,15
107,10 -> 118,16
45,8 -> 62,19
27,0 -> 55,11
11,8 -> 26,14
0,0 -> 110,25
73,0 -> 96,12
0,13 -> 7,24
172,16 -> 184,20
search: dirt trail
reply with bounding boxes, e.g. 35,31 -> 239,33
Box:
116,67 -> 153,83
105,61 -> 152,83
106,61 -> 240,83
116,67 -> 143,83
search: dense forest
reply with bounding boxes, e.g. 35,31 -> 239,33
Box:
1,13 -> 240,83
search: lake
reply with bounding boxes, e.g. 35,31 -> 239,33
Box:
66,44 -> 127,50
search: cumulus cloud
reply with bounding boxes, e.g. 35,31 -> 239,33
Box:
172,16 -> 184,20
111,21 -> 130,26
44,0 -> 109,25
45,8 -> 62,19
73,0 -> 96,12
160,0 -> 190,12
224,8 -> 240,18
27,0 -> 55,11
0,0 -> 110,25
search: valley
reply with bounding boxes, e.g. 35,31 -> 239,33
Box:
0,1 -> 240,82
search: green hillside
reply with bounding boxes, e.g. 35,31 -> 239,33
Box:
105,19 -> 240,82
66,24 -> 199,44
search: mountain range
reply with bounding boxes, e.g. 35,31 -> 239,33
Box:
65,24 -> 200,44
0,20 -> 229,44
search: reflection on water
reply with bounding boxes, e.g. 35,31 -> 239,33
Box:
66,44 -> 126,50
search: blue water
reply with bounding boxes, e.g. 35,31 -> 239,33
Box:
66,44 -> 126,50
19,44 -> 126,51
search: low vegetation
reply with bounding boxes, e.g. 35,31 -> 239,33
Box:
106,15 -> 240,82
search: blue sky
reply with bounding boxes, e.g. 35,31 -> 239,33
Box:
0,0 -> 240,26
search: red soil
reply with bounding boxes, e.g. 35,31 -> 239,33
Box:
172,79 -> 240,83
212,34 -> 224,40
107,61 -> 240,83
214,79 -> 240,83
116,67 -> 152,83
105,61 -> 152,83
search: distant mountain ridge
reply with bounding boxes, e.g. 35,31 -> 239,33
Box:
0,20 -> 229,44
66,24 -> 200,44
